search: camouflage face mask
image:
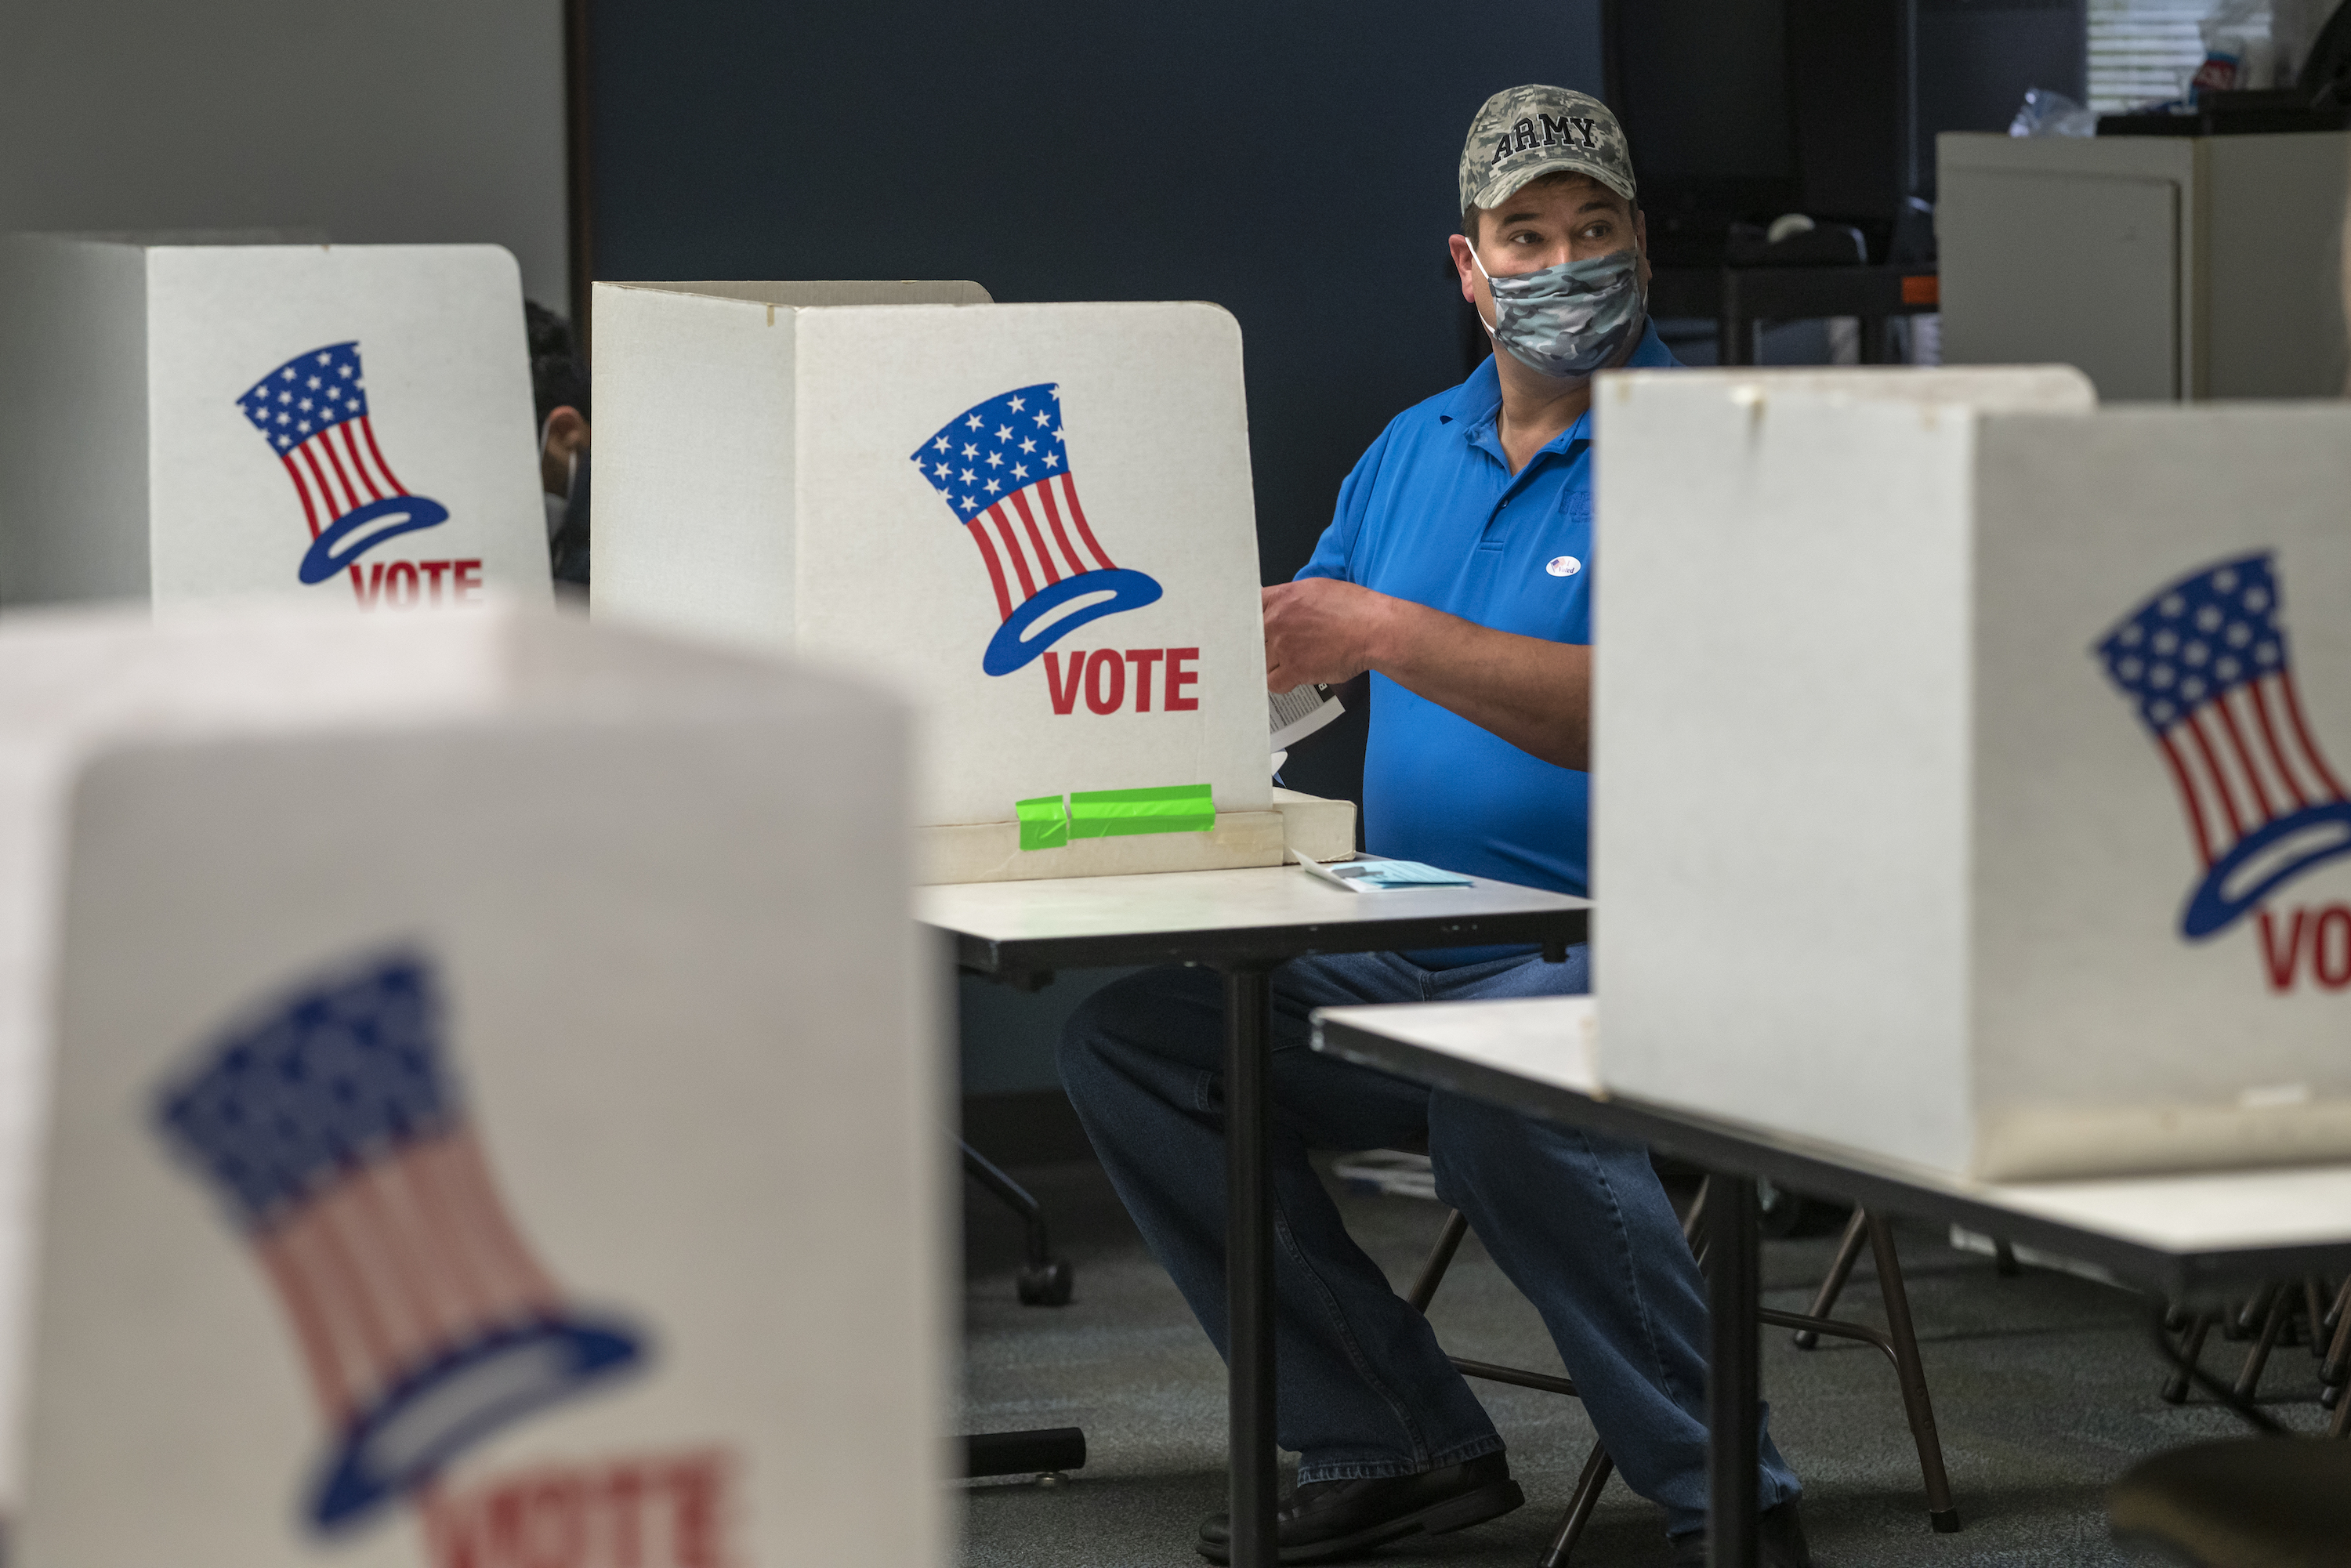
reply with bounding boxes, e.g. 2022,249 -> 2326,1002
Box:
1470,246 -> 1646,380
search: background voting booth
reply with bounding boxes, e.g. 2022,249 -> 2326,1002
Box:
1592,364 -> 2351,1184
592,284 -> 1350,883
0,605 -> 942,1568
0,237 -> 552,611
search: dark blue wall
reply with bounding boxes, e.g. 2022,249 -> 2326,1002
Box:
589,1 -> 1603,586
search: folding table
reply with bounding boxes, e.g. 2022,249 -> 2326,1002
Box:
1313,995 -> 2351,1568
919,866 -> 1591,1568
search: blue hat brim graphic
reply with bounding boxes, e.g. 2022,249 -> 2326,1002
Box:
984,568 -> 1164,677
2180,798 -> 2351,939
308,1315 -> 643,1531
298,495 -> 451,585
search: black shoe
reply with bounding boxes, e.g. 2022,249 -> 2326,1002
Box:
1669,1497 -> 1815,1568
1194,1452 -> 1525,1564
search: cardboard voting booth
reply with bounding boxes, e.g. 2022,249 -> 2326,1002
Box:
0,604 -> 941,1568
592,284 -> 1281,882
0,236 -> 552,611
1594,365 -> 2351,1182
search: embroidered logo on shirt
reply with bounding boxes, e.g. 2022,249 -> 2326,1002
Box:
1545,556 -> 1582,578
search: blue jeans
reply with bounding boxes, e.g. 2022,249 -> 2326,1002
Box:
1057,948 -> 1800,1537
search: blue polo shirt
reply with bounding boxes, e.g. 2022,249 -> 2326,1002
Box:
1297,323 -> 1678,949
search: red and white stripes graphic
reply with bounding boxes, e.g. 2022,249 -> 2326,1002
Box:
962,473 -> 1119,621
254,1128 -> 560,1423
278,417 -> 411,540
2155,670 -> 2350,867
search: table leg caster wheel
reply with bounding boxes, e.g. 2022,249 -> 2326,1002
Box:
1018,1258 -> 1074,1306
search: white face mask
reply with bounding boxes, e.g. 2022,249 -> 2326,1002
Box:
1470,244 -> 1648,379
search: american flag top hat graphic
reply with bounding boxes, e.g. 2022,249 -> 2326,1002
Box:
910,382 -> 1164,675
237,342 -> 451,586
154,953 -> 643,1534
2095,552 -> 2351,939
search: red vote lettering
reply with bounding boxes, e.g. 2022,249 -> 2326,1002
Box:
2259,908 -> 2305,994
420,1446 -> 732,1568
1044,652 -> 1085,715
1042,647 -> 1202,714
1085,648 -> 1126,714
1165,647 -> 1200,711
2252,904 -> 2351,992
1125,649 -> 1165,712
347,561 -> 409,610
346,559 -> 484,610
2319,907 -> 2351,990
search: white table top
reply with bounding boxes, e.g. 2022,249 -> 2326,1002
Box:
918,864 -> 1588,946
1313,995 -> 2351,1263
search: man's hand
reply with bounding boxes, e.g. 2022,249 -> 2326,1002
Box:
1262,578 -> 1594,770
1262,579 -> 1391,690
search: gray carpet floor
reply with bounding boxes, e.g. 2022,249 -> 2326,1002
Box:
959,1156 -> 2338,1567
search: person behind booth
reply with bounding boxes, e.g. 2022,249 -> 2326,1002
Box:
526,302 -> 591,592
1059,87 -> 1812,1566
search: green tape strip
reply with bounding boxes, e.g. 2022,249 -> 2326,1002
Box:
1068,783 -> 1215,841
1016,793 -> 1070,851
1015,783 -> 1215,849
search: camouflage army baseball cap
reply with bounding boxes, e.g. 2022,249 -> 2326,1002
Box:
1459,85 -> 1636,216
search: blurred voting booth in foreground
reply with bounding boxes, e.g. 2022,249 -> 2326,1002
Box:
1595,365 -> 2351,1183
0,604 -> 941,1568
595,283 -> 1351,882
0,236 -> 552,611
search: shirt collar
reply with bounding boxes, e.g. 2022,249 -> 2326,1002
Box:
1437,318 -> 1675,458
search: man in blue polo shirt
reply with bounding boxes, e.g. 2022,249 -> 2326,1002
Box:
1060,86 -> 1809,1566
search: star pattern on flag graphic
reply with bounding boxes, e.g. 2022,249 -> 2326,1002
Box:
911,385 -> 1065,516
2095,551 -> 2351,940
905,381 -> 1165,675
236,340 -> 453,586
154,953 -> 645,1534
237,342 -> 370,453
2096,558 -> 2284,730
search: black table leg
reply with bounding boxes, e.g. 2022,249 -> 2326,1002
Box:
1706,1175 -> 1762,1568
1223,961 -> 1278,1567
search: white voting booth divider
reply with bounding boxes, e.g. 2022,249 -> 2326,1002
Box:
592,283 -> 1297,883
0,236 -> 552,611
1594,364 -> 2351,1183
0,603 -> 942,1568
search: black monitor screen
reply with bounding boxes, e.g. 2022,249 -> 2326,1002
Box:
1612,0 -> 1799,185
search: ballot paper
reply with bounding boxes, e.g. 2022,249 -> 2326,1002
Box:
1270,682 -> 1344,751
1297,853 -> 1473,891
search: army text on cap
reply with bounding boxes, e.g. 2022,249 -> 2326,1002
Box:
1494,114 -> 1602,166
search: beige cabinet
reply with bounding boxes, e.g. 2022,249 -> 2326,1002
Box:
1938,129 -> 2351,400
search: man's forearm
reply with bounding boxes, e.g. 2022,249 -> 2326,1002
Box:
1367,596 -> 1592,771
